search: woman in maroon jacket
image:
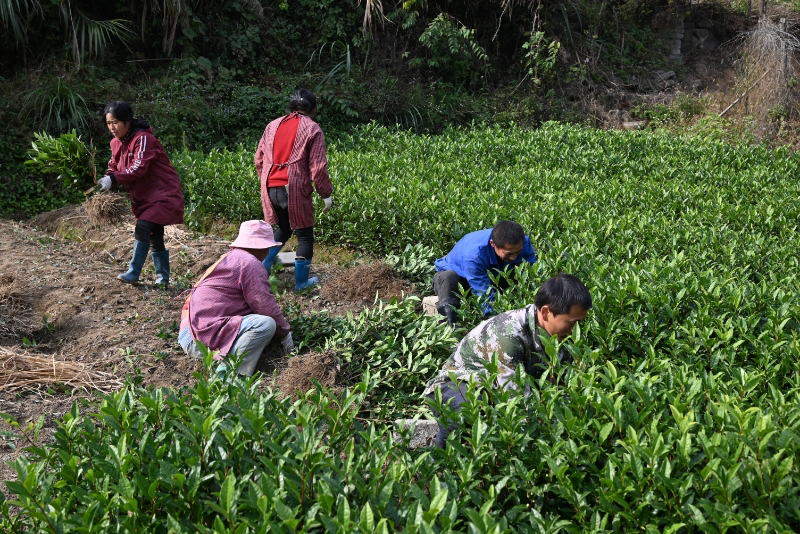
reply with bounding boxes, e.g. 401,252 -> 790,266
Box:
97,101 -> 184,288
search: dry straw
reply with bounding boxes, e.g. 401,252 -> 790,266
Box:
0,293 -> 36,341
727,17 -> 800,124
83,193 -> 127,226
0,347 -> 124,393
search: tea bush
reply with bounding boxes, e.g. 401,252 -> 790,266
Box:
172,148 -> 263,229
5,122 -> 800,530
2,330 -> 799,531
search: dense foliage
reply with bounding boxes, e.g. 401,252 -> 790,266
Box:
3,122 -> 800,530
2,0 -> 786,219
2,324 -> 798,531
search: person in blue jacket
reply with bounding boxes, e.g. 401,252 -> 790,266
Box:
433,220 -> 537,326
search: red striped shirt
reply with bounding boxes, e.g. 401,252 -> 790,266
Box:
267,114 -> 301,187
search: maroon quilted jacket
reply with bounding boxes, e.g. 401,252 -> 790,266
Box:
106,125 -> 184,225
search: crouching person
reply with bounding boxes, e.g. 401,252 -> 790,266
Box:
178,220 -> 294,376
423,273 -> 592,448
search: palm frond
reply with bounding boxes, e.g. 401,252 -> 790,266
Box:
59,1 -> 132,68
74,13 -> 133,58
0,0 -> 39,42
359,0 -> 385,34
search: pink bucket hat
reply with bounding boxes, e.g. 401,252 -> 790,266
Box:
229,220 -> 282,249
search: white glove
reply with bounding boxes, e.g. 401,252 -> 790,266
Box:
322,197 -> 333,212
281,332 -> 294,354
98,176 -> 112,191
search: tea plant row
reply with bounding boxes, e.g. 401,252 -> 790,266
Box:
3,123 -> 799,531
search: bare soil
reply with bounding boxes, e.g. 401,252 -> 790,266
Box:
0,203 -> 416,493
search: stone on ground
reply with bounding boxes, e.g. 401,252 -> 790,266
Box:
393,419 -> 439,449
422,295 -> 438,316
277,251 -> 296,269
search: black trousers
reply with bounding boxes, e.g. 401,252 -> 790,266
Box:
432,268 -> 516,307
432,270 -> 469,309
426,380 -> 471,448
134,219 -> 165,252
268,186 -> 315,261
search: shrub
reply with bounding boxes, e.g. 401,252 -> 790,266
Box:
25,130 -> 96,191
0,131 -> 88,218
21,78 -> 92,134
409,14 -> 489,87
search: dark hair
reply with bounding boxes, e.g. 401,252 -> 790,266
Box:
490,220 -> 525,248
288,89 -> 317,113
104,101 -> 134,123
534,274 -> 592,315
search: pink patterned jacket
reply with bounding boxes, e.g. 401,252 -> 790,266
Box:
254,113 -> 333,230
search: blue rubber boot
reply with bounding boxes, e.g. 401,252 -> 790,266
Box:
151,249 -> 170,288
117,240 -> 149,284
261,246 -> 282,274
294,258 -> 319,291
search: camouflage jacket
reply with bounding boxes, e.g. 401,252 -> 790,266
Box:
423,304 -> 569,396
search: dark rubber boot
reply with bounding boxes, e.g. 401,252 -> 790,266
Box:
436,297 -> 460,328
118,240 -> 149,284
151,249 -> 170,288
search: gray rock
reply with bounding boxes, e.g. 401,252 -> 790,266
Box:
277,252 -> 295,269
393,419 -> 439,449
422,296 -> 438,316
623,120 -> 648,130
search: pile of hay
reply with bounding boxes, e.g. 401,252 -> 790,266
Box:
0,274 -> 36,341
274,350 -> 342,401
83,193 -> 128,226
0,347 -> 124,393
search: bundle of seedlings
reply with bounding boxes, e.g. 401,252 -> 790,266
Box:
0,347 -> 124,393
83,192 -> 127,226
273,349 -> 342,401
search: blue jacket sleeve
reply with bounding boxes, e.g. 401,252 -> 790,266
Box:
462,256 -> 493,299
521,239 -> 537,265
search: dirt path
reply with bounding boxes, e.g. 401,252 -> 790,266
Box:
0,204 -> 416,492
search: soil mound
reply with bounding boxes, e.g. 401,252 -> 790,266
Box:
274,350 -> 341,401
31,204 -> 85,234
28,204 -> 228,269
320,262 -> 411,302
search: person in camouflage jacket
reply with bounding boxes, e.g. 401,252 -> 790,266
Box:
424,273 -> 592,447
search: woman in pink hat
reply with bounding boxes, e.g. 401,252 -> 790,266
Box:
178,220 -> 294,376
